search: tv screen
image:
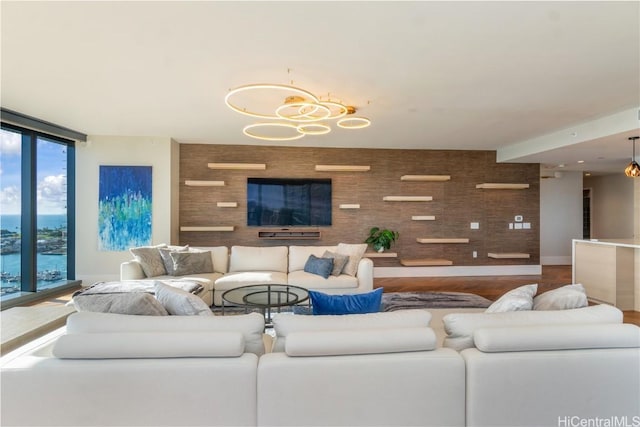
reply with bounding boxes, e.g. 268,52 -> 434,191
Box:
247,178 -> 332,226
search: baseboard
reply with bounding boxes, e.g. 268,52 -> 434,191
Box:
540,256 -> 572,265
374,264 -> 542,278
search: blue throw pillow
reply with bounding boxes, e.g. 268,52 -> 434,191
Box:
304,255 -> 334,279
309,288 -> 384,315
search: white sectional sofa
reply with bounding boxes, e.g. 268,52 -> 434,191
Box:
0,311 -> 265,427
2,305 -> 638,427
120,245 -> 374,307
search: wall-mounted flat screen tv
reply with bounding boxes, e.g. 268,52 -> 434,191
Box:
247,178 -> 332,226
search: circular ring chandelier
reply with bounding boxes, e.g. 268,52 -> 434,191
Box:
242,122 -> 305,141
225,82 -> 371,141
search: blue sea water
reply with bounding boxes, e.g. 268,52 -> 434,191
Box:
1,214 -> 68,292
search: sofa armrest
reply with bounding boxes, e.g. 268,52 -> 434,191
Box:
356,257 -> 374,291
120,260 -> 146,280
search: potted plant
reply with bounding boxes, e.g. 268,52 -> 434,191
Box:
365,227 -> 399,252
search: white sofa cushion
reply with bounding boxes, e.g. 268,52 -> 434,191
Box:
533,283 -> 587,310
473,323 -> 640,353
288,245 -> 337,272
485,283 -> 537,313
272,309 -> 432,352
287,270 -> 359,289
65,311 -> 266,355
229,245 -> 288,273
285,327 -> 436,356
215,271 -> 288,290
443,303 -> 623,351
52,331 -> 244,359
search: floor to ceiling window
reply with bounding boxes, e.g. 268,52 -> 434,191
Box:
1,122 -> 77,304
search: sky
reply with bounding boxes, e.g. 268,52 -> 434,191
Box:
0,128 -> 68,215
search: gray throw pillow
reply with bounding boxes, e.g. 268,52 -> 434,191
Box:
170,251 -> 214,276
159,245 -> 189,275
322,250 -> 349,276
130,244 -> 167,277
73,293 -> 169,316
304,255 -> 334,279
154,282 -> 213,316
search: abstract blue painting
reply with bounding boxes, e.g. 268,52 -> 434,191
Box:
98,165 -> 152,251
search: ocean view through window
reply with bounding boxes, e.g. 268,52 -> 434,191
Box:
1,123 -> 76,303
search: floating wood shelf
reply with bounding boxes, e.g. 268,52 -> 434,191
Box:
416,238 -> 470,244
401,175 -> 451,182
339,204 -> 360,209
257,229 -> 321,240
476,183 -> 529,189
216,202 -> 238,208
185,180 -> 225,187
315,165 -> 370,172
400,258 -> 453,266
383,196 -> 433,202
488,252 -> 531,259
412,215 -> 436,221
180,226 -> 235,232
364,252 -> 398,258
207,163 -> 266,170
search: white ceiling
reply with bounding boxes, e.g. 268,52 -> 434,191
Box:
2,1 -> 639,175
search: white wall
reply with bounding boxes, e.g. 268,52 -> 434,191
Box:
75,136 -> 176,284
540,171 -> 583,265
584,174 -> 635,239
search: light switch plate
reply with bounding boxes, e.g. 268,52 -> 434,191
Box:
523,222 -> 531,229
509,223 -> 514,229
514,223 -> 523,229
470,222 -> 479,229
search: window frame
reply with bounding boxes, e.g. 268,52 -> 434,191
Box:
1,122 -> 80,309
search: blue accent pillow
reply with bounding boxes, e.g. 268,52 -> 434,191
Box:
304,255 -> 334,279
309,288 -> 384,315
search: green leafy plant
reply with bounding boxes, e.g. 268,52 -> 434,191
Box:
365,227 -> 399,252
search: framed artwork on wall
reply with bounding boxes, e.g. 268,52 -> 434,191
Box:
98,165 -> 152,251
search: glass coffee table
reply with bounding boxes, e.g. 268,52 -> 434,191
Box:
221,284 -> 309,324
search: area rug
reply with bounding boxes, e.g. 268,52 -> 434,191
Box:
380,291 -> 491,311
211,291 -> 491,315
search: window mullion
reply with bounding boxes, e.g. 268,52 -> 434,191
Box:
20,131 -> 37,292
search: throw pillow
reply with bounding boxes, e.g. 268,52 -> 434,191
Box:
336,243 -> 367,276
309,288 -> 384,315
485,283 -> 538,313
303,255 -> 334,279
170,251 -> 214,276
154,282 -> 213,316
533,283 -> 588,310
72,292 -> 169,316
322,250 -> 349,276
158,245 -> 190,275
130,244 -> 167,277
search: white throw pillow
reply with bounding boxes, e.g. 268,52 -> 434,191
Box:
336,243 -> 367,276
533,283 -> 587,310
154,282 -> 213,316
485,283 -> 538,313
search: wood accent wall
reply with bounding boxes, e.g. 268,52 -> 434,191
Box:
179,144 -> 540,266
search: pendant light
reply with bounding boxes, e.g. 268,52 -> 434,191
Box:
624,136 -> 640,177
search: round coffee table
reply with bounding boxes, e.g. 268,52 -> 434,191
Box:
221,284 -> 309,324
